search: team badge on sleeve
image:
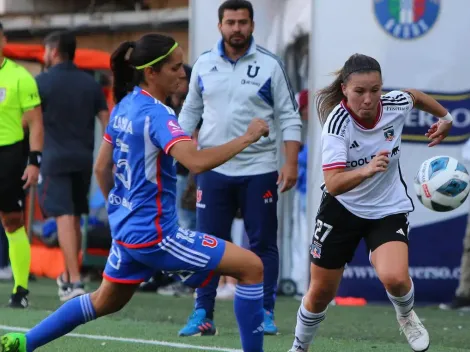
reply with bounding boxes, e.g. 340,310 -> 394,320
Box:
167,120 -> 185,136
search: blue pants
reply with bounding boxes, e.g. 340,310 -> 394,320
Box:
195,170 -> 279,317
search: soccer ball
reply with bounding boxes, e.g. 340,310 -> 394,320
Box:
414,156 -> 470,212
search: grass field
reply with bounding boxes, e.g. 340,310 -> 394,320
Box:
0,279 -> 469,351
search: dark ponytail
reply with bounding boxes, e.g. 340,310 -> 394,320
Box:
111,41 -> 136,104
110,34 -> 177,104
316,70 -> 344,125
316,53 -> 382,124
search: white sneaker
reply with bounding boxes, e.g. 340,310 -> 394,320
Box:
56,274 -> 86,301
59,282 -> 86,302
398,310 -> 430,352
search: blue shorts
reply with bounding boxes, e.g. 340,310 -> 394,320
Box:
103,228 -> 226,288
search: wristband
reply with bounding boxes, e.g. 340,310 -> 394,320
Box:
28,151 -> 42,167
441,112 -> 453,122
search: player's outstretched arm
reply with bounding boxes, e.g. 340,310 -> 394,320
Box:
170,118 -> 269,174
405,89 -> 453,147
405,89 -> 448,117
94,141 -> 115,198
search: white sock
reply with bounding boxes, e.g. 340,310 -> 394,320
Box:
292,298 -> 327,349
386,278 -> 414,317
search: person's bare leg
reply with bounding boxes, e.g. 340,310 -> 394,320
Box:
290,263 -> 344,351
372,241 -> 429,352
74,216 -> 82,261
56,215 -> 81,283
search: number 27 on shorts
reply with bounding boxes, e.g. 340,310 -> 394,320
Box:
313,219 -> 333,243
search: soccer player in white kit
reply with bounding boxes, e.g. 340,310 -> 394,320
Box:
289,53 -> 453,352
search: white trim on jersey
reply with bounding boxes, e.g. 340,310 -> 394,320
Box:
143,116 -> 159,185
322,161 -> 347,171
103,133 -> 113,144
163,136 -> 192,155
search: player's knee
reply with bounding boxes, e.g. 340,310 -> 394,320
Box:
240,253 -> 263,284
306,282 -> 335,312
90,288 -> 126,317
379,272 -> 409,292
1,213 -> 24,233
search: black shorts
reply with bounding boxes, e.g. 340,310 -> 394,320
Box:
0,142 -> 27,213
38,170 -> 92,217
310,192 -> 410,269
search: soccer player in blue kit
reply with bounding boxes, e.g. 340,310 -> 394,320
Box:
0,33 -> 269,352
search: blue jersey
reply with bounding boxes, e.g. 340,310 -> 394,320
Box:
103,86 -> 192,247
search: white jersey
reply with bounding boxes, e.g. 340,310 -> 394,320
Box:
321,90 -> 415,219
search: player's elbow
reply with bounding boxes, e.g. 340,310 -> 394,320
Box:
93,165 -> 107,180
185,159 -> 206,175
325,182 -> 340,196
327,187 -> 341,197
94,161 -> 111,179
176,152 -> 205,175
323,175 -> 342,196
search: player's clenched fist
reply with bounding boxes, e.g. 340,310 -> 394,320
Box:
363,150 -> 390,178
245,118 -> 269,143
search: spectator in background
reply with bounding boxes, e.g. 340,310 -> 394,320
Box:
178,0 -> 302,337
36,31 -> 109,302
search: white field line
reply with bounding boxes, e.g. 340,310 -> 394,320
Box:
0,325 -> 243,352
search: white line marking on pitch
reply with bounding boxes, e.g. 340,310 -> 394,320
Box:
0,325 -> 242,352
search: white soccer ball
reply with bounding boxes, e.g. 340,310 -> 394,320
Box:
414,156 -> 470,212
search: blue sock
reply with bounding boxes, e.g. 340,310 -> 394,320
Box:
234,283 -> 264,352
26,294 -> 96,351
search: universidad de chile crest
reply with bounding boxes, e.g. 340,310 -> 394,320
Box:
374,0 -> 440,40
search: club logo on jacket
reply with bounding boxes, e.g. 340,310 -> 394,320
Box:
247,65 -> 260,78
